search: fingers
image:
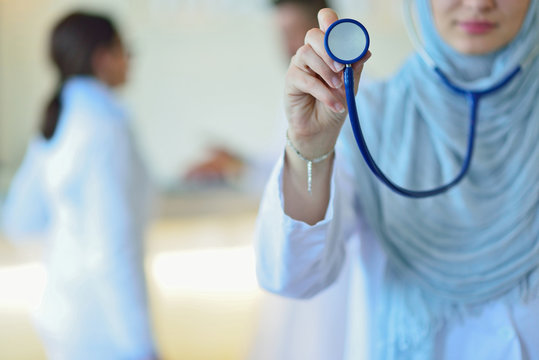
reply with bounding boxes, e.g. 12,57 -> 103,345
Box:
304,28 -> 344,73
327,51 -> 372,99
318,8 -> 339,32
286,7 -> 371,114
288,47 -> 371,113
286,65 -> 345,114
315,7 -> 371,93
292,43 -> 342,90
290,8 -> 345,95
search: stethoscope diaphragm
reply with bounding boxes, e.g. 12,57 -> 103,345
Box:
324,18 -> 370,65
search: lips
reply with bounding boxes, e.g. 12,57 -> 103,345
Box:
458,20 -> 496,35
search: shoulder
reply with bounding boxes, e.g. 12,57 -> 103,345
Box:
25,136 -> 49,159
60,77 -> 132,148
62,77 -> 128,129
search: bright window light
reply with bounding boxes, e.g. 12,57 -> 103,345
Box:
0,262 -> 46,311
150,245 -> 259,300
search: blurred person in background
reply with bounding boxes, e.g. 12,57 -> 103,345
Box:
1,12 -> 158,360
274,0 -> 329,59
184,0 -> 328,190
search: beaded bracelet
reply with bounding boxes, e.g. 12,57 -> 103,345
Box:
286,132 -> 334,194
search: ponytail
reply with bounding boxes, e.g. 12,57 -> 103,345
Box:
40,83 -> 64,140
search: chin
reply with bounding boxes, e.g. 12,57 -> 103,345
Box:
453,40 -> 497,56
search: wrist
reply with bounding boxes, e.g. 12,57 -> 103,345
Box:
285,131 -> 335,194
286,128 -> 338,160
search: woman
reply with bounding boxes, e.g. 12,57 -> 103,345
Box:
255,0 -> 538,359
2,12 -> 158,359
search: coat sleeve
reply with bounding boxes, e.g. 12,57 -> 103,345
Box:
2,138 -> 50,240
82,121 -> 156,358
254,145 -> 359,299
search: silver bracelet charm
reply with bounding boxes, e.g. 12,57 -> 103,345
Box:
286,132 -> 335,194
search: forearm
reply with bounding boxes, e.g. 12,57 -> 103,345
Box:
256,177 -> 344,299
283,131 -> 337,225
256,153 -> 354,299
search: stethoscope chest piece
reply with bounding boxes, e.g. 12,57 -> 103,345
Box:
324,19 -> 370,65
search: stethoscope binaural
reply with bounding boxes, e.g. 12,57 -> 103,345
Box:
324,3 -> 539,198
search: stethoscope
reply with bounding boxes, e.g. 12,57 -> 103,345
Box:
323,1 -> 539,198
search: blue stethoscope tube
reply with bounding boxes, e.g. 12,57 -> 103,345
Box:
343,64 -> 522,198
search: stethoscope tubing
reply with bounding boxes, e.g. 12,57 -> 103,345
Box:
343,64 -> 522,198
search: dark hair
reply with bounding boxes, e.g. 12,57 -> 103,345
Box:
272,0 -> 329,18
41,12 -> 118,140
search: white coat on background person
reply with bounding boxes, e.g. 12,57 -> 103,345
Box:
2,12 -> 157,360
2,76 -> 156,359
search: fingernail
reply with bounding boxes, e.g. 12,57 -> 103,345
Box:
335,103 -> 345,113
334,61 -> 344,72
332,76 -> 342,88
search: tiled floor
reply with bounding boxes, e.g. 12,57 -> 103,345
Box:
0,211 -> 264,360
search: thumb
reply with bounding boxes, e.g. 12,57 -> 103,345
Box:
318,8 -> 339,33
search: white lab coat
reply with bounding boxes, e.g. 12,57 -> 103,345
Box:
249,234 -> 367,360
2,77 -> 156,359
255,151 -> 539,360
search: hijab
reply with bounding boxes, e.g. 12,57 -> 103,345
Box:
338,0 -> 539,357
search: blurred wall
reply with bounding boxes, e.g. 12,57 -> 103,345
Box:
0,0 -> 412,190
